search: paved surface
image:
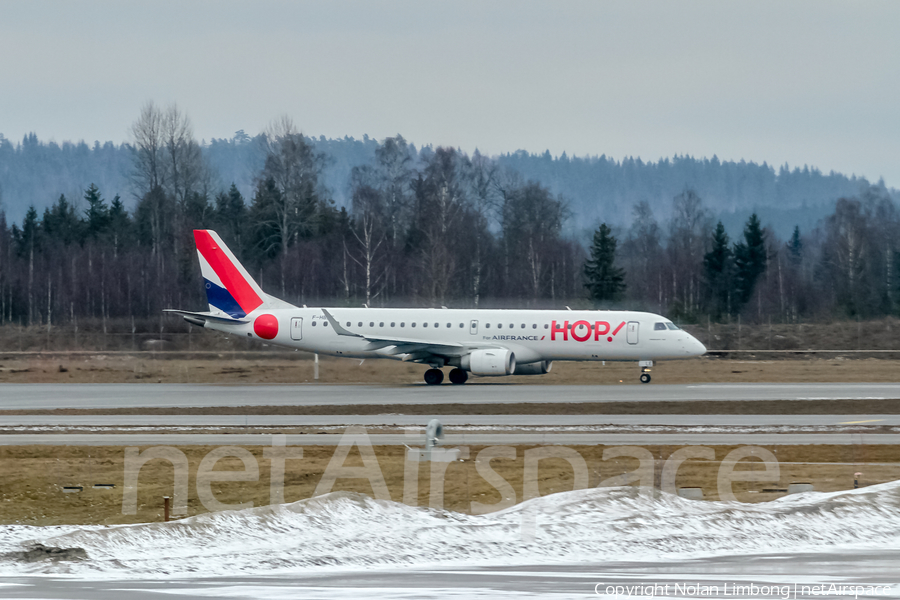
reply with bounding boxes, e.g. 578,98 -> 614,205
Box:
3,551 -> 900,599
2,414 -> 898,426
1,432 -> 896,446
1,383 -> 899,410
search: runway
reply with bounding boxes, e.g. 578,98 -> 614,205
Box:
2,432 -> 898,445
0,382 -> 899,410
2,414 -> 898,426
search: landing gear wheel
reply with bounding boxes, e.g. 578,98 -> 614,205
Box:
449,368 -> 468,385
640,373 -> 651,384
424,368 -> 444,385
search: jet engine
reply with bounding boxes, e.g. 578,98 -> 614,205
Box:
462,349 -> 516,376
513,360 -> 552,375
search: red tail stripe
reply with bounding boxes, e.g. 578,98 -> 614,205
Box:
194,230 -> 263,314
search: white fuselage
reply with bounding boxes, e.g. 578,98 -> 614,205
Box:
204,308 -> 706,365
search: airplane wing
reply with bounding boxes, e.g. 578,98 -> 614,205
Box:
321,308 -> 497,359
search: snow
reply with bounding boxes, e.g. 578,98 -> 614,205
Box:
3,481 -> 900,580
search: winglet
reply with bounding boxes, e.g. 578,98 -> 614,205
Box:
321,309 -> 362,338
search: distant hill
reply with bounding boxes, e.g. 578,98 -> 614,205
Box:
0,131 -> 892,240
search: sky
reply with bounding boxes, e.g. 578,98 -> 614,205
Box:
1,0 -> 898,185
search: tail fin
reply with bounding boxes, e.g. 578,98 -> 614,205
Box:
193,229 -> 292,318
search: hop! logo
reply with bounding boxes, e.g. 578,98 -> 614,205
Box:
551,320 -> 625,342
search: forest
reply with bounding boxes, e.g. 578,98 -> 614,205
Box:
0,102 -> 898,332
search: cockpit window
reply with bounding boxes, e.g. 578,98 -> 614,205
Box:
654,322 -> 667,331
666,322 -> 681,330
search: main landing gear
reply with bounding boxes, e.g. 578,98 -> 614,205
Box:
449,368 -> 468,385
639,360 -> 653,384
424,368 -> 444,385
424,368 -> 469,385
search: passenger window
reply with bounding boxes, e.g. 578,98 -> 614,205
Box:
401,322 -> 405,327
666,323 -> 681,330
498,324 -> 503,329
520,324 -> 525,329
379,322 -> 384,327
423,322 -> 428,327
655,322 -> 667,331
544,324 -> 549,329
324,322 -> 328,327
369,322 -> 374,327
459,323 -> 464,328
312,321 -> 317,326
391,322 -> 395,327
346,322 -> 351,327
509,324 -> 514,329
358,322 -> 363,327
412,323 -> 417,327
485,323 -> 491,329
447,323 -> 452,328
434,323 -> 439,328
532,324 -> 537,329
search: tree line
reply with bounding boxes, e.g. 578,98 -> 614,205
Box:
0,105 -> 585,328
3,121 -> 893,240
0,103 -> 898,330
585,184 -> 900,322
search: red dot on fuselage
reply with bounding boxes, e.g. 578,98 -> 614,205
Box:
607,336 -> 613,342
254,314 -> 279,339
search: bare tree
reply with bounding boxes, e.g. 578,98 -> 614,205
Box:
130,102 -> 165,196
501,182 -> 566,301
622,201 -> 663,310
461,151 -> 500,306
375,135 -> 414,246
160,104 -> 204,263
411,148 -> 468,305
256,116 -> 324,296
161,104 -> 203,207
349,166 -> 387,305
669,188 -> 710,315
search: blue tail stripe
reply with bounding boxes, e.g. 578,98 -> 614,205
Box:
203,279 -> 247,319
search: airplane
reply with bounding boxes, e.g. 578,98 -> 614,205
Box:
166,230 -> 707,385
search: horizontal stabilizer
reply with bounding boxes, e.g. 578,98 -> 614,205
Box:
163,309 -> 249,325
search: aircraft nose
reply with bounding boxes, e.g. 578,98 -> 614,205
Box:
690,336 -> 707,356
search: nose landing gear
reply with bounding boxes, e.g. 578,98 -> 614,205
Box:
639,360 -> 653,384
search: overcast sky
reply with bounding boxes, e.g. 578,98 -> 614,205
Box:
2,0 -> 898,185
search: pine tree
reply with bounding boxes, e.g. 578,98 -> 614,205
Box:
108,195 -> 132,257
215,183 -> 247,255
83,183 -> 109,239
44,194 -> 80,245
584,223 -> 625,305
787,225 -> 803,264
703,221 -> 733,317
733,213 -> 767,306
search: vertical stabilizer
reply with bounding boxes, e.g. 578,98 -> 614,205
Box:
193,230 -> 269,318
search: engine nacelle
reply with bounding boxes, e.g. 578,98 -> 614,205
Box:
462,349 -> 516,376
513,360 -> 552,375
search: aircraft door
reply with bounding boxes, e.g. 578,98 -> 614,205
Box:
290,317 -> 303,341
470,320 -> 478,335
626,321 -> 639,345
